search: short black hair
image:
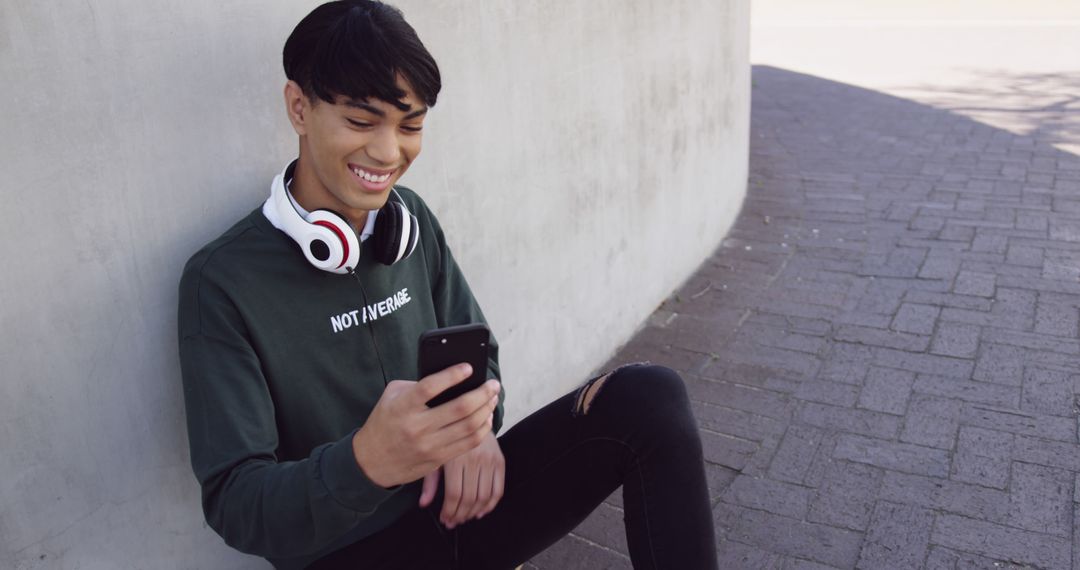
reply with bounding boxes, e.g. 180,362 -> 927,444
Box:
283,0 -> 441,111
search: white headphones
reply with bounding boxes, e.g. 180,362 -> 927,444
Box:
271,160 -> 419,274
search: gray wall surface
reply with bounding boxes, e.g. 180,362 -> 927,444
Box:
0,1 -> 749,567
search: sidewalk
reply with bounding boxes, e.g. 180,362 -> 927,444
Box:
530,65 -> 1080,568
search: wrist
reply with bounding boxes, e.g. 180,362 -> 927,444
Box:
352,427 -> 395,489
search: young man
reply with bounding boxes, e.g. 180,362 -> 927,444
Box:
178,2 -> 718,568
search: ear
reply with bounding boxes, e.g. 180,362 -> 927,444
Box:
284,80 -> 310,136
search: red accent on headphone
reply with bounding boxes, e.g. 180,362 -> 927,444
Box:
313,220 -> 350,269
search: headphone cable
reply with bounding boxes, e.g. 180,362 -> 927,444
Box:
347,267 -> 390,387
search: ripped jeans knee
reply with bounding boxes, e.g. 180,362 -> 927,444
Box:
571,361 -> 654,417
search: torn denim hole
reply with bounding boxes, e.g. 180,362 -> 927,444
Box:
571,361 -> 651,417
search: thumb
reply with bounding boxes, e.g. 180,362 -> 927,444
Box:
419,469 -> 441,508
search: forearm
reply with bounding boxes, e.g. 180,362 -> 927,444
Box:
199,430 -> 402,558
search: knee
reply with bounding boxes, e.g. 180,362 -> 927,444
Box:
573,363 -> 690,417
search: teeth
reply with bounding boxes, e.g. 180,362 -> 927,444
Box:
352,167 -> 391,183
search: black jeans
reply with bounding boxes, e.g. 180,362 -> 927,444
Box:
310,364 -> 718,569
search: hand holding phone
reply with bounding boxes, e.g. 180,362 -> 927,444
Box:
418,323 -> 493,407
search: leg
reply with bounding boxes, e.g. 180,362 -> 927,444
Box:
454,364 -> 718,570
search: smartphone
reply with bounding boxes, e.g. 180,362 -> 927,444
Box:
418,323 -> 492,407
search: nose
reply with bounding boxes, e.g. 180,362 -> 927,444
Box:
366,126 -> 401,166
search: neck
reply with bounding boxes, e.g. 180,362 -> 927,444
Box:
289,155 -> 370,230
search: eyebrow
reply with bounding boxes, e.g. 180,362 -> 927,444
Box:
344,100 -> 428,120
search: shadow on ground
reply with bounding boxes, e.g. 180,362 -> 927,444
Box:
530,65 -> 1080,569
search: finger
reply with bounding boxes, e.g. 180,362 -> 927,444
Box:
454,464 -> 481,525
413,363 -> 473,407
441,462 -> 465,527
481,461 -> 505,518
419,469 -> 440,508
429,397 -> 497,457
427,379 -> 500,430
469,461 -> 493,521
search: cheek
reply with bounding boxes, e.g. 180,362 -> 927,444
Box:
403,137 -> 422,164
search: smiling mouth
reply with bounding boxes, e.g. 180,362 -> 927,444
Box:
349,164 -> 394,183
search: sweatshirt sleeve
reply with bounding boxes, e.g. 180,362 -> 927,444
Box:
178,255 -> 399,559
424,207 -> 506,435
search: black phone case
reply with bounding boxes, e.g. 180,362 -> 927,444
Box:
418,323 -> 491,407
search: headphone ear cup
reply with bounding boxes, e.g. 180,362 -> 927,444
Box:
402,209 -> 419,260
373,200 -> 403,265
306,209 -> 360,273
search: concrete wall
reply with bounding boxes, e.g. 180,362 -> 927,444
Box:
0,1 -> 749,567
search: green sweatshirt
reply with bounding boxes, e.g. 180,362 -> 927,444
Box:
177,186 -> 503,569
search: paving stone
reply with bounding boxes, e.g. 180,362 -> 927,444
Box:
873,347 -> 974,379
912,373 -> 1019,408
800,433 -> 841,488
1034,291 -> 1080,338
1075,503 -> 1080,570
925,546 -> 1042,570
1042,249 -> 1080,282
699,430 -> 759,471
931,514 -> 1071,570
981,327 -> 1079,355
1008,462 -> 1073,538
906,289 -> 993,311
716,540 -> 781,569
817,342 -> 874,385
573,501 -> 629,555
728,507 -> 863,568
781,559 -> 841,570
971,233 -> 1008,253
806,461 -> 883,531
972,343 -> 1028,386
1050,218 -> 1080,242
1020,366 -> 1076,417
833,433 -> 950,477
855,501 -> 934,569
1012,435 -> 1080,470
768,425 -> 826,485
962,402 -> 1076,442
888,463 -> 1008,512
953,270 -> 996,297
684,376 -> 792,420
951,426 -> 1014,489
794,379 -> 859,407
530,533 -> 631,570
713,340 -> 823,378
691,400 -> 787,443
989,287 -> 1037,330
920,248 -> 963,280
704,462 -> 740,503
858,366 -> 915,415
900,394 -> 962,449
930,322 -> 981,358
890,303 -> 939,335
834,324 -> 930,352
721,475 -> 812,519
796,401 -> 901,440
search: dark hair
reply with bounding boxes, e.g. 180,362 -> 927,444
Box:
283,0 -> 441,111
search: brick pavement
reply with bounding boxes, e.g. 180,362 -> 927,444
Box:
529,66 -> 1080,569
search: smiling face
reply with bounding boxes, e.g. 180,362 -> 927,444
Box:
284,74 -> 426,228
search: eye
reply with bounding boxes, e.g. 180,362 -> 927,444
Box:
401,125 -> 423,133
346,118 -> 373,129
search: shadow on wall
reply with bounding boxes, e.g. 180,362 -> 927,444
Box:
530,65 -> 1080,569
